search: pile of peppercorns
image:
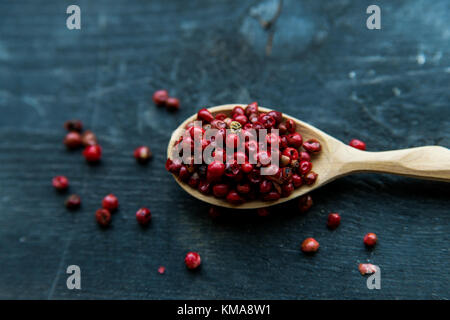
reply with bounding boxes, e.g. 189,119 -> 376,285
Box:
166,102 -> 321,205
55,120 -> 153,228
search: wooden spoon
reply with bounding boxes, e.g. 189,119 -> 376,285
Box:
167,104 -> 450,209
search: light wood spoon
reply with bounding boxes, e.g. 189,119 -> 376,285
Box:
167,104 -> 450,209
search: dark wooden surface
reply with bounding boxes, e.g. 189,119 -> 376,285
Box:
0,0 -> 449,299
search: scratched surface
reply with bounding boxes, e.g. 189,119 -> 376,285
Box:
0,0 -> 449,299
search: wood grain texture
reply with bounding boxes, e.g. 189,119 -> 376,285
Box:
0,0 -> 449,299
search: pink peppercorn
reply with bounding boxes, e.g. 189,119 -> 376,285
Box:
95,208 -> 111,227
301,238 -> 319,253
136,207 -> 152,226
52,176 -> 69,191
152,90 -> 169,106
64,131 -> 83,149
65,194 -> 81,210
299,194 -> 313,213
158,266 -> 166,274
349,139 -> 366,150
185,252 -> 201,270
102,194 -> 119,211
134,146 -> 152,164
82,145 -> 102,163
327,213 -> 341,229
364,233 -> 377,247
166,97 -> 180,111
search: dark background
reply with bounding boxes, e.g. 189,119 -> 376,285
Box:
0,0 -> 449,299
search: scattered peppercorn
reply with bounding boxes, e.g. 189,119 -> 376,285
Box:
349,139 -> 366,151
165,97 -> 180,112
327,213 -> 341,229
364,233 -> 377,248
64,131 -> 83,149
301,237 -> 319,253
102,194 -> 119,212
81,130 -> 97,146
82,145 -> 102,163
185,252 -> 201,270
298,194 -> 313,213
134,146 -> 152,164
52,176 -> 69,191
136,207 -> 152,226
65,194 -> 81,210
153,89 -> 169,106
358,263 -> 377,275
95,208 -> 111,227
64,120 -> 83,132
158,266 -> 166,275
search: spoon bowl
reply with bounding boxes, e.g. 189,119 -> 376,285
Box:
167,104 -> 450,209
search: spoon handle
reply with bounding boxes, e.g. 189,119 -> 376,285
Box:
343,146 -> 450,182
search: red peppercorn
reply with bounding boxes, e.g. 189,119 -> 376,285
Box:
197,108 -> 214,123
212,183 -> 229,198
236,183 -> 251,194
96,208 -> 111,227
298,194 -> 313,213
257,208 -> 270,217
65,194 -> 81,210
52,176 -> 69,191
364,233 -> 377,247
232,106 -> 245,116
152,89 -> 169,106
304,171 -> 318,185
234,114 -> 248,126
287,132 -> 303,148
134,146 -> 152,164
245,102 -> 259,117
158,266 -> 166,274
82,145 -> 102,163
208,206 -> 221,218
166,97 -> 180,111
299,151 -> 311,162
64,120 -> 83,132
285,119 -> 296,133
215,113 -> 227,120
303,139 -> 321,154
178,165 -> 190,181
64,131 -> 83,149
259,180 -> 272,193
349,139 -> 366,151
241,162 -> 253,173
102,194 -> 119,211
198,180 -> 211,195
188,173 -> 200,188
267,111 -> 282,124
282,147 -> 299,162
136,207 -> 152,226
226,190 -> 244,205
301,237 -> 319,253
327,213 -> 341,229
278,123 -> 288,135
207,161 -> 226,182
299,161 -> 313,175
185,252 -> 201,270
281,182 -> 294,197
259,114 -> 276,129
292,174 -> 303,187
262,191 -> 281,201
81,130 -> 97,146
358,263 -> 377,275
